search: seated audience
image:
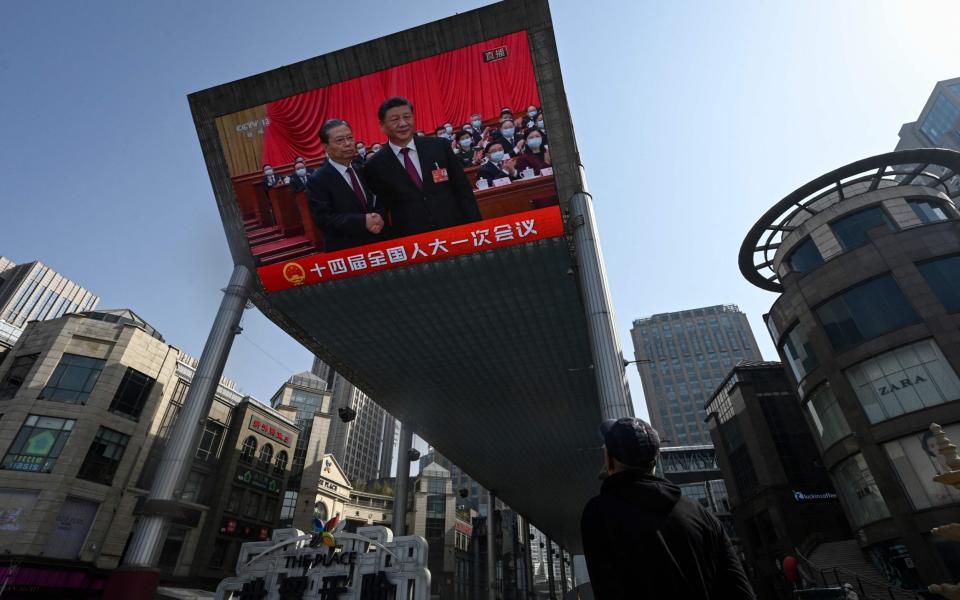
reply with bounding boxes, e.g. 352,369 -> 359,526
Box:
453,131 -> 481,168
478,142 -> 519,186
493,119 -> 522,157
515,128 -> 550,177
263,164 -> 283,188
289,159 -> 312,192
522,105 -> 540,131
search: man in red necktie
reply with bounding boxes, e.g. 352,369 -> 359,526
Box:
306,119 -> 389,252
364,96 -> 481,238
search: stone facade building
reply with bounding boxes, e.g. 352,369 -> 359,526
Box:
739,148 -> 960,589
706,361 -> 849,599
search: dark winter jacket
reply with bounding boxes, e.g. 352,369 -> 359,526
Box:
581,470 -> 756,600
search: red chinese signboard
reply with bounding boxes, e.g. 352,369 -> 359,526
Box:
248,416 -> 292,447
257,206 -> 564,293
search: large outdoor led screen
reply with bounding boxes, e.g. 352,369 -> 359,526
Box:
215,31 -> 563,292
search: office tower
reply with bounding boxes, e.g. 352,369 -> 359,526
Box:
311,357 -> 397,483
896,76 -> 960,152
631,304 -> 763,445
0,256 -> 99,352
706,362 -> 847,599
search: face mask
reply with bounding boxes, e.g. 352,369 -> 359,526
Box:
445,125 -> 453,134
372,146 -> 381,152
490,150 -> 505,162
471,119 -> 482,128
527,137 -> 542,150
295,168 -> 307,177
464,126 -> 473,133
358,148 -> 366,156
501,128 -> 514,138
264,168 -> 274,176
536,120 -> 544,129
528,110 -> 538,119
459,139 -> 472,150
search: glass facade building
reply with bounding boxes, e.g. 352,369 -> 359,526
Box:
631,304 -> 763,445
0,257 -> 99,351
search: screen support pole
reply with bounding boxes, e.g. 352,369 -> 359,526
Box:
103,264 -> 253,600
487,490 -> 497,600
569,189 -> 634,420
392,422 -> 414,536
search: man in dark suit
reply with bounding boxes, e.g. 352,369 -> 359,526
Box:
364,96 -> 482,238
491,119 -> 522,157
306,119 -> 387,252
288,159 -> 313,193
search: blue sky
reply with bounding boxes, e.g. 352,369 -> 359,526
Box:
2,0 -> 958,432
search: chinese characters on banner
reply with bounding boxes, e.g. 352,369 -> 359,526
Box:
258,206 -> 564,293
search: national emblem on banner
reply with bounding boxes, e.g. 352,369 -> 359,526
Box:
282,262 -> 307,285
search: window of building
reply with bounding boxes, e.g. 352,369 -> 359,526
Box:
815,275 -> 919,353
108,367 -> 155,420
195,420 -> 225,463
909,200 -> 949,224
918,255 -> 960,313
845,339 -> 960,424
832,453 -> 890,529
788,238 -> 824,274
804,382 -> 851,449
0,354 -> 39,401
158,527 -> 186,571
780,324 -> 819,381
39,353 -> 105,404
1,415 -> 75,473
257,444 -> 273,470
240,436 -> 257,463
708,480 -> 730,513
830,206 -> 895,251
261,497 -> 277,522
274,451 -> 288,474
280,490 -> 298,521
679,483 -> 709,508
77,427 -> 130,485
179,470 -> 207,504
226,487 -> 242,514
242,492 -> 261,519
920,94 -> 960,144
427,494 -> 446,518
425,517 -> 445,541
209,538 -> 230,569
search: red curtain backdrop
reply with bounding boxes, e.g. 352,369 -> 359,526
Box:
260,31 -> 540,168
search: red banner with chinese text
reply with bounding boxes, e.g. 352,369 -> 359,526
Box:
257,206 -> 564,292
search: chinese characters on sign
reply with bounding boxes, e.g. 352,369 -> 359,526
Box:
259,206 -> 563,292
248,416 -> 292,447
483,45 -> 508,62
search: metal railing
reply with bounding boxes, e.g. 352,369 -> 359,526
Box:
795,549 -> 926,600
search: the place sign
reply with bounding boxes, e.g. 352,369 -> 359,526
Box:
249,416 -> 292,447
214,525 -> 430,600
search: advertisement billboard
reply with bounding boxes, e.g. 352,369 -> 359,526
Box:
214,31 -> 563,292
190,0 -> 602,553
883,422 -> 960,510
